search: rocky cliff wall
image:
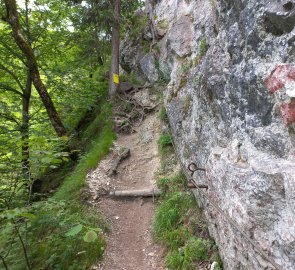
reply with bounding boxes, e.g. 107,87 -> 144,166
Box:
120,0 -> 295,269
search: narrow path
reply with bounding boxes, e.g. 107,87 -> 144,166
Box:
87,114 -> 165,270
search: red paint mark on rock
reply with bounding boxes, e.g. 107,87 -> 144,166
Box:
288,68 -> 295,80
264,65 -> 295,94
280,99 -> 295,125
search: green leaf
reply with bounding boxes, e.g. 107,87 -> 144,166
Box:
17,212 -> 36,220
1,210 -> 16,219
51,158 -> 63,164
41,157 -> 52,164
83,230 -> 97,242
87,227 -> 102,233
65,224 -> 83,237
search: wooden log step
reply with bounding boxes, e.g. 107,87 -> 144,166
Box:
109,188 -> 162,197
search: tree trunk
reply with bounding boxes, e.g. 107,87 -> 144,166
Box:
3,0 -> 67,137
109,0 -> 120,97
21,72 -> 31,183
146,0 -> 159,44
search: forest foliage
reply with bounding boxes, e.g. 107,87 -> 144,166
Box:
0,0 -> 141,269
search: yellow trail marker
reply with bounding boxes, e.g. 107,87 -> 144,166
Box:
113,73 -> 119,84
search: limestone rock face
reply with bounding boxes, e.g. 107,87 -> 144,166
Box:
264,1 -> 295,35
140,53 -> 159,83
120,37 -> 145,75
167,15 -> 193,57
144,0 -> 295,269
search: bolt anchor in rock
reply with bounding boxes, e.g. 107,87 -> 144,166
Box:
188,162 -> 206,176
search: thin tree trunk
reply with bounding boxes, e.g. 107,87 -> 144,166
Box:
13,221 -> 31,270
109,0 -> 120,97
21,73 -> 31,183
94,25 -> 104,66
0,255 -> 8,270
3,0 -> 67,137
146,0 -> 158,44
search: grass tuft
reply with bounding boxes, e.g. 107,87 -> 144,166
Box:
153,191 -> 195,244
159,107 -> 168,122
198,37 -> 208,58
154,134 -> 223,269
157,132 -> 173,156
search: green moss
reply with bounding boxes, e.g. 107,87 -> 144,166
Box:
129,15 -> 149,40
183,96 -> 191,118
199,37 -> 208,58
157,19 -> 168,30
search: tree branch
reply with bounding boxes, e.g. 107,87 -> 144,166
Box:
0,83 -> 24,96
3,0 -> 67,137
0,254 -> 9,270
0,112 -> 20,126
0,63 -> 25,92
0,40 -> 26,65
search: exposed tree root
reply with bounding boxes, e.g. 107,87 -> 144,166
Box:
113,90 -> 158,134
107,147 -> 130,177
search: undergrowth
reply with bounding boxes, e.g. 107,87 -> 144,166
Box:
154,115 -> 222,269
54,102 -> 116,201
0,102 -> 116,270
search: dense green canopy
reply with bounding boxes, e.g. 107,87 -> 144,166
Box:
0,0 -> 142,268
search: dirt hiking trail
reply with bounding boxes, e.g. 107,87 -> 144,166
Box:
87,113 -> 166,270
